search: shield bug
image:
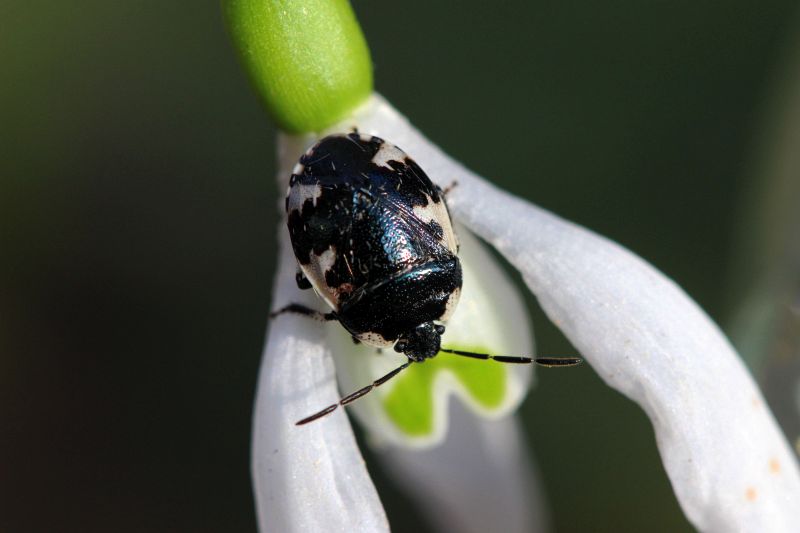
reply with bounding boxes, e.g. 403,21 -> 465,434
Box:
271,132 -> 580,424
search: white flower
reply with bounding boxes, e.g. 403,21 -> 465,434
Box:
251,94 -> 800,532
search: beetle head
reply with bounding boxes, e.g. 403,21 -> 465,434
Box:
394,322 -> 446,362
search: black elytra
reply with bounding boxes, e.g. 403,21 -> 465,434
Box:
285,132 -> 462,362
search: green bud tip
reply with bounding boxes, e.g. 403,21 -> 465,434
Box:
222,0 -> 373,133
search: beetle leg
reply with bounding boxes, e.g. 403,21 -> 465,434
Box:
269,303 -> 336,322
295,270 -> 312,290
442,180 -> 459,195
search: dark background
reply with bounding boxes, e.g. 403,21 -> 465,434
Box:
2,1 -> 798,531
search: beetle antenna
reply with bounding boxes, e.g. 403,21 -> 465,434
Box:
296,360 -> 413,425
439,348 -> 582,367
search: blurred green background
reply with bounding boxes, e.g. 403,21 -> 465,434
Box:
2,1 -> 799,531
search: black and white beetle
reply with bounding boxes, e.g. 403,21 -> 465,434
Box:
271,132 -> 580,425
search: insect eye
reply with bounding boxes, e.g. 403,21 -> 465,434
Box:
434,325 -> 445,335
394,342 -> 407,353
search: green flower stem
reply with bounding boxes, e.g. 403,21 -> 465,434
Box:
222,0 -> 373,133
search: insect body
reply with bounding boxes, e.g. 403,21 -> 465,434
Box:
285,132 -> 461,361
275,132 -> 581,425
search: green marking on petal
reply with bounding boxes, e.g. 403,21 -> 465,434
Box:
382,348 -> 506,436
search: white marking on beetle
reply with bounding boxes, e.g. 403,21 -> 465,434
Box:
316,246 -> 337,274
287,183 -> 323,214
292,162 -> 304,175
300,246 -> 341,310
358,331 -> 394,348
411,194 -> 437,223
412,194 -> 459,253
371,143 -> 407,169
440,286 -> 461,322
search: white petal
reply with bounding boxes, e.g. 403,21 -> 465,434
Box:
377,404 -> 549,533
346,95 -> 800,532
250,144 -> 388,532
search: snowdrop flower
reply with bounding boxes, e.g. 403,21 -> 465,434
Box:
223,1 -> 800,531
